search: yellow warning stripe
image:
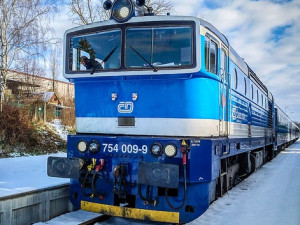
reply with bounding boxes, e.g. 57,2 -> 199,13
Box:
81,201 -> 180,223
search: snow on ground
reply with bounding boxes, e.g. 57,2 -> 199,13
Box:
46,119 -> 68,141
0,153 -> 68,198
34,210 -> 100,225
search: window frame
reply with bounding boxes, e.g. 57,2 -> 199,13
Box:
65,21 -> 197,75
220,48 -> 227,81
125,25 -> 194,69
204,34 -> 219,75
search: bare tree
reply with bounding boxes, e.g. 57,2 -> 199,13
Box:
68,0 -> 174,25
14,56 -> 45,94
68,0 -> 110,25
145,0 -> 173,15
49,44 -> 61,93
0,0 -> 57,111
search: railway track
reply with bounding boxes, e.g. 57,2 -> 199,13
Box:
78,215 -> 111,225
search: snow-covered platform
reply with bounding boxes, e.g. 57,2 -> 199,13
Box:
0,153 -> 68,198
0,153 -> 72,225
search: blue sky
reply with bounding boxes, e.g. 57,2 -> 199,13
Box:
170,0 -> 300,121
50,0 -> 300,121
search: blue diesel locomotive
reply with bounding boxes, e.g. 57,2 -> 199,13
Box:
48,0 -> 299,223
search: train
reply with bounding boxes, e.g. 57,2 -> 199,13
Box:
47,0 -> 299,223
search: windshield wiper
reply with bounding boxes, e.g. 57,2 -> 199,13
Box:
90,46 -> 118,75
103,45 -> 118,63
130,46 -> 158,72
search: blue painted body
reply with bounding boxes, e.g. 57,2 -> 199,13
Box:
62,16 -> 299,223
75,74 -> 220,120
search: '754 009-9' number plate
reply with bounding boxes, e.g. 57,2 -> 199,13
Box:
102,143 -> 148,154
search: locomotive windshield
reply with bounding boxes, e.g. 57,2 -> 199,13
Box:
67,24 -> 193,73
70,29 -> 121,71
126,26 -> 192,69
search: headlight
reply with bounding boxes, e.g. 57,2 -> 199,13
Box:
77,140 -> 88,152
164,144 -> 177,157
150,143 -> 163,157
89,140 -> 100,154
111,0 -> 133,22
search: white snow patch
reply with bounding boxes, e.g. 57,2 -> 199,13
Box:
34,210 -> 100,225
190,141 -> 300,225
46,119 -> 69,141
0,153 -> 68,198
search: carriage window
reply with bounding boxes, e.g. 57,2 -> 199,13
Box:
69,29 -> 121,71
251,84 -> 254,100
126,26 -> 192,68
257,90 -> 259,103
204,36 -> 218,74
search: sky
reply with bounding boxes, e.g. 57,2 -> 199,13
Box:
50,0 -> 300,121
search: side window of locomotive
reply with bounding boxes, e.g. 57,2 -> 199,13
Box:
204,36 -> 218,74
220,49 -> 227,81
69,29 -> 121,72
210,40 -> 218,74
205,37 -> 210,71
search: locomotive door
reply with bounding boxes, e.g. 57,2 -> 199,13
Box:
219,47 -> 229,136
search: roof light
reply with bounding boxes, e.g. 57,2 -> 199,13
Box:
136,0 -> 145,7
111,0 -> 134,22
103,0 -> 113,10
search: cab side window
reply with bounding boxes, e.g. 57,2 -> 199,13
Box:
220,49 -> 227,81
205,36 -> 218,74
